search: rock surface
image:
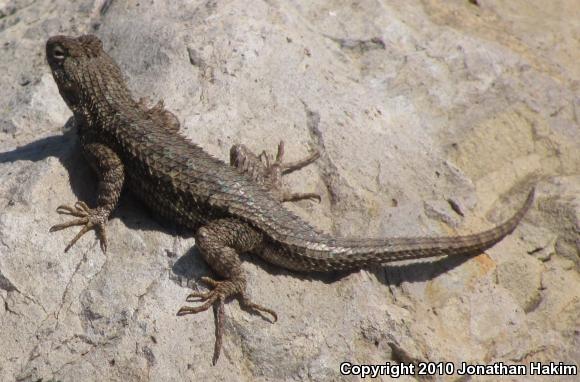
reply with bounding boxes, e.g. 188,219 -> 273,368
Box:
0,0 -> 578,381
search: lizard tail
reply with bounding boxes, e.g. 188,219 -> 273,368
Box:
264,188 -> 535,272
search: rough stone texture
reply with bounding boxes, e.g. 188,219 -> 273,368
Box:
0,0 -> 578,381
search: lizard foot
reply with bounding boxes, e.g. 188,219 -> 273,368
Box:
49,201 -> 108,253
263,141 -> 321,202
177,276 -> 277,365
230,140 -> 321,203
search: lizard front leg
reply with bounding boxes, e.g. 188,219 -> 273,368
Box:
230,140 -> 321,203
50,143 -> 124,252
177,218 -> 276,365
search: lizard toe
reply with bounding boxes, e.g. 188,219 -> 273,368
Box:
177,277 -> 277,364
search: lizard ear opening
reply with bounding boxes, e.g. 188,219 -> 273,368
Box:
78,34 -> 104,57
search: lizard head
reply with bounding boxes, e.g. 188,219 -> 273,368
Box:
46,35 -> 126,112
46,35 -> 103,111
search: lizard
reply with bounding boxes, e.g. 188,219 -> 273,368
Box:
45,34 -> 535,364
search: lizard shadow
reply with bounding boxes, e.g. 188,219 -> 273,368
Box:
171,240 -> 476,288
170,241 -> 478,326
0,118 -> 77,165
1,123 -> 478,288
168,223 -> 482,325
0,118 -> 99,209
0,117 -> 169,234
0,119 -> 102,218
249,250 -> 476,285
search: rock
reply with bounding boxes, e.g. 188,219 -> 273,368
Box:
496,257 -> 543,312
0,0 -> 578,381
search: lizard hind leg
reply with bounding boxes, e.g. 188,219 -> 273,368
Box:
229,140 -> 321,203
177,218 -> 277,365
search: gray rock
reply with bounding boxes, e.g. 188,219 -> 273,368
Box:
0,0 -> 578,381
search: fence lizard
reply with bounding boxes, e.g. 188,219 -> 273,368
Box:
46,34 -> 534,364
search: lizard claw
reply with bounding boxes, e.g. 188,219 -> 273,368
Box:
50,202 -> 108,253
177,277 -> 277,365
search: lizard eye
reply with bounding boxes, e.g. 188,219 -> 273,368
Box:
52,45 -> 66,60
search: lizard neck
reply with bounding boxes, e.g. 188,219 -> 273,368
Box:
75,86 -> 138,130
